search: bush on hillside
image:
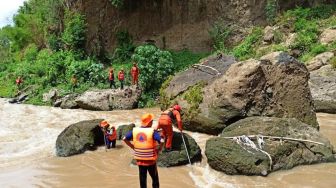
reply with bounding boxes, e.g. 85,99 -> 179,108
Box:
132,45 -> 174,92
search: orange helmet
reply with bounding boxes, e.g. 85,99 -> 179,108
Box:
100,120 -> 109,128
141,113 -> 154,127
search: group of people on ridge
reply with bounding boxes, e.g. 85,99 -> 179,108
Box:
108,62 -> 140,90
99,104 -> 183,188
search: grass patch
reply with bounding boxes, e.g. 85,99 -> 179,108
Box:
170,50 -> 209,71
232,27 -> 263,61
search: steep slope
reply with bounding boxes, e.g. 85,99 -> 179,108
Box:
69,0 -> 332,54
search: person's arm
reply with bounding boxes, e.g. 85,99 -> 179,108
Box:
153,131 -> 164,152
123,131 -> 134,150
174,110 -> 183,132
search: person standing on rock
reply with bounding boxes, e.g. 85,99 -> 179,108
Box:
100,121 -> 117,149
15,76 -> 23,91
123,113 -> 164,188
108,68 -> 116,89
118,68 -> 125,90
157,104 -> 182,152
131,62 -> 140,85
71,74 -> 78,92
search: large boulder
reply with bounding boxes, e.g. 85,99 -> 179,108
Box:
42,88 -> 59,104
162,52 -> 318,135
56,93 -> 80,109
310,65 -> 336,113
306,52 -> 334,71
76,86 -> 141,111
320,29 -> 336,45
157,132 -> 202,167
56,119 -> 104,157
205,117 -> 335,176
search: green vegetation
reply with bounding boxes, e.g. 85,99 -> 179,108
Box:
132,45 -> 174,93
170,50 -> 209,71
182,83 -> 205,120
265,0 -> 278,24
1,1 -> 335,109
232,27 -> 263,60
109,0 -> 124,8
209,22 -> 232,52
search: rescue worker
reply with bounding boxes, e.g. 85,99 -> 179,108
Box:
71,74 -> 78,92
118,68 -> 125,90
100,121 -> 117,149
15,76 -> 23,90
157,104 -> 182,152
123,113 -> 164,188
108,68 -> 116,89
130,62 -> 140,85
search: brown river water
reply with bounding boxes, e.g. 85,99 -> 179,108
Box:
0,98 -> 335,188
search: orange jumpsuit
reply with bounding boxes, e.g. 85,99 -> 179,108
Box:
157,109 -> 182,149
131,66 -> 139,85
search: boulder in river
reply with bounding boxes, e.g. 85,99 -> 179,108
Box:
309,65 -> 336,114
56,119 -> 104,157
161,52 -> 318,135
205,117 -> 335,176
157,131 -> 202,167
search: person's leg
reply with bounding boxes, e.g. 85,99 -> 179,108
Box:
135,74 -> 139,85
148,164 -> 159,188
120,80 -> 124,89
132,75 -> 135,85
112,80 -> 116,89
166,123 -> 173,151
109,80 -> 112,88
138,165 -> 148,188
105,136 -> 111,149
111,140 -> 116,148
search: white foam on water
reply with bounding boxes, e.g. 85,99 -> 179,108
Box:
189,164 -> 237,188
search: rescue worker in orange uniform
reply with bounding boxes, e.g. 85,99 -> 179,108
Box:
118,68 -> 125,89
15,76 -> 23,89
108,68 -> 116,89
130,62 -> 140,85
157,105 -> 182,152
123,113 -> 164,188
100,121 -> 117,149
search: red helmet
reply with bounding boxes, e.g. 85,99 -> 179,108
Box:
173,105 -> 181,112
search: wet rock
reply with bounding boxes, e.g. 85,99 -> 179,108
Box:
58,93 -> 79,109
310,65 -> 336,113
162,52 -> 318,135
56,119 -> 104,157
157,132 -> 202,167
116,124 -> 136,140
306,52 -> 334,71
205,117 -> 335,176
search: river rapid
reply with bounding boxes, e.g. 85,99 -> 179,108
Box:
0,98 -> 335,188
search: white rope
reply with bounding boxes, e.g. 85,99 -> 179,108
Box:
192,64 -> 221,75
